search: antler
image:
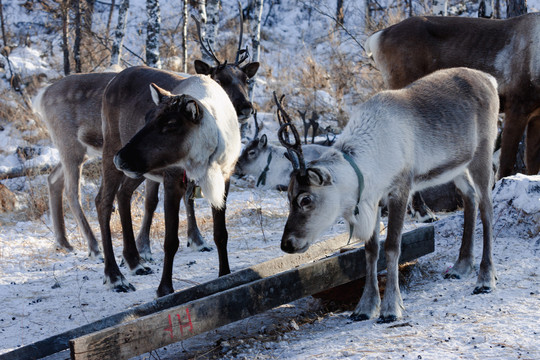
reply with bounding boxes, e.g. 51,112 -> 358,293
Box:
191,14 -> 221,66
274,93 -> 306,176
235,1 -> 250,65
252,110 -> 260,140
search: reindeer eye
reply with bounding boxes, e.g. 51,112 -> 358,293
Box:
161,118 -> 178,133
297,194 -> 313,210
248,149 -> 256,157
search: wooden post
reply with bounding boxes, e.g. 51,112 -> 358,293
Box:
69,227 -> 434,360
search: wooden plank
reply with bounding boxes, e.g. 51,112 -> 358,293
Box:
69,226 -> 434,360
0,230 -> 354,360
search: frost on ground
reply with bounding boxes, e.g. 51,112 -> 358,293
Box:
0,174 -> 538,359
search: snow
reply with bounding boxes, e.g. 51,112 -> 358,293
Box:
0,0 -> 539,359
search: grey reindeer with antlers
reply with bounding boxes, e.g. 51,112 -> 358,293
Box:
277,67 -> 499,323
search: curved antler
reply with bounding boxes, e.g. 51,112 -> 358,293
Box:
274,93 -> 306,176
191,14 -> 221,66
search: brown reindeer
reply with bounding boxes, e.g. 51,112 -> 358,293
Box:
32,12 -> 259,262
33,73 -> 215,260
365,13 -> 540,179
99,67 -> 243,295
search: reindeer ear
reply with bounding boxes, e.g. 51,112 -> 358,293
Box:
259,134 -> 267,148
307,167 -> 332,186
242,62 -> 260,78
149,83 -> 172,105
194,60 -> 212,75
183,99 -> 203,124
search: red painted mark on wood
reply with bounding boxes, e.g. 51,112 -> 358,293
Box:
164,308 -> 193,340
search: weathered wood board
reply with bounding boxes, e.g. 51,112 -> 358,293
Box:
0,231 -> 358,360
69,226 -> 434,360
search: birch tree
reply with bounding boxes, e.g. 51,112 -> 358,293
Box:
249,0 -> 263,100
182,0 -> 188,73
146,0 -> 161,68
110,0 -> 129,66
507,0 -> 526,17
0,0 -> 7,47
73,0 -> 82,72
204,0 -> 219,64
61,0 -> 70,75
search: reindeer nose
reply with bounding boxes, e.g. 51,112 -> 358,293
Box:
281,238 -> 296,254
238,104 -> 254,120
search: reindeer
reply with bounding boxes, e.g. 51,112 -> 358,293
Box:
96,16 -> 258,295
32,72 -> 116,258
279,67 -> 499,323
32,11 -> 258,262
365,13 -> 540,179
100,68 -> 241,296
235,113 -> 327,189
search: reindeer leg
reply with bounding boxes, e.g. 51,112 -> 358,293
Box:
351,207 -> 381,321
117,176 -> 152,275
379,190 -> 408,323
136,180 -> 160,262
64,159 -> 102,258
212,180 -> 231,276
410,192 -> 438,223
157,172 -> 185,297
525,115 -> 540,175
446,171 -> 478,280
470,152 -> 497,294
499,104 -> 529,178
185,180 -> 212,252
47,163 -> 73,252
96,160 -> 135,293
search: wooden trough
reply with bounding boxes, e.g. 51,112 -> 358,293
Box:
0,226 -> 434,360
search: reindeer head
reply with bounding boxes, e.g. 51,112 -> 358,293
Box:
277,119 -> 342,253
192,13 -> 259,122
113,83 -> 206,180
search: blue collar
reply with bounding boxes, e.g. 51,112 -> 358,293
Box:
341,151 -> 364,243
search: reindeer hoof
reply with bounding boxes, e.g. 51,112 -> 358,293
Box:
114,283 -> 136,293
377,315 -> 398,323
157,285 -> 174,298
473,286 -> 492,294
350,313 -> 370,322
134,266 -> 153,276
139,251 -> 154,263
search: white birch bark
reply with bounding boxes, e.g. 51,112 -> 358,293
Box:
249,0 -> 263,100
110,0 -> 129,66
204,0 -> 219,64
146,0 -> 161,68
182,0 -> 188,73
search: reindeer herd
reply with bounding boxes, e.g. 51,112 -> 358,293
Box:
30,13 -> 540,324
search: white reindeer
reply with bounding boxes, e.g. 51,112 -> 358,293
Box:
235,134 -> 327,190
279,67 -> 499,323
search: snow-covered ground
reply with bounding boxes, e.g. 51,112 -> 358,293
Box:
0,0 -> 539,359
0,172 -> 538,359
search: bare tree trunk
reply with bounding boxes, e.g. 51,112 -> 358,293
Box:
84,0 -> 95,32
336,0 -> 344,27
146,0 -> 161,68
204,0 -> 219,64
106,0 -> 116,36
73,0 -> 82,72
110,0 -> 129,66
507,0 -> 527,17
182,0 -> 188,73
61,0 -> 71,75
249,0 -> 263,101
0,0 -> 7,48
